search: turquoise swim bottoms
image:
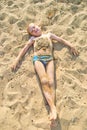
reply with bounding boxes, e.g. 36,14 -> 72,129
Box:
33,55 -> 53,67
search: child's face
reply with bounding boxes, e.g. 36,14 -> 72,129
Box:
28,23 -> 42,37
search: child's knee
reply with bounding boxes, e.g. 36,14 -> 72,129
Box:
48,79 -> 54,87
41,76 -> 48,85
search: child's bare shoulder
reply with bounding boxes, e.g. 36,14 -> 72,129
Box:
47,32 -> 52,37
42,32 -> 52,37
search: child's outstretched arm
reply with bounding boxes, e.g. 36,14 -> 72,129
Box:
11,39 -> 34,71
50,33 -> 79,56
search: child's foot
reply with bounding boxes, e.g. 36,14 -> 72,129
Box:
49,106 -> 57,121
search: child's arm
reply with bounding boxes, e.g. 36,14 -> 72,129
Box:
50,33 -> 79,56
11,39 -> 34,71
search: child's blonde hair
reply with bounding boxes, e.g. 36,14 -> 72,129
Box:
27,23 -> 34,35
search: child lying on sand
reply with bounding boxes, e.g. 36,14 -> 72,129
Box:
11,23 -> 78,125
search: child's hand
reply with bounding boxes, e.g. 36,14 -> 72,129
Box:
11,60 -> 19,71
70,47 -> 79,56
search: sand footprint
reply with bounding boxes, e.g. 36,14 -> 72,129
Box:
8,15 -> 18,24
0,12 -> 8,21
3,80 -> 29,107
70,13 -> 87,28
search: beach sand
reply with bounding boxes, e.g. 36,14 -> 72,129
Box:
0,0 -> 87,130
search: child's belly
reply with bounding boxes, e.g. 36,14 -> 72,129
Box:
34,48 -> 52,56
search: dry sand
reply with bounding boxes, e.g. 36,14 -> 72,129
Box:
0,0 -> 87,130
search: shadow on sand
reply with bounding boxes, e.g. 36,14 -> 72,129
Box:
50,115 -> 61,130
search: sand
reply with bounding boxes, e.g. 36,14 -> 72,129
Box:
0,0 -> 87,130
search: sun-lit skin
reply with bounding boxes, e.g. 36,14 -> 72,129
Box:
27,23 -> 42,37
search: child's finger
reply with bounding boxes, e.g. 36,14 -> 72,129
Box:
11,64 -> 16,71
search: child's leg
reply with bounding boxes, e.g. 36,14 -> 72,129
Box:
46,60 -> 57,121
46,60 -> 55,103
34,60 -> 56,120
